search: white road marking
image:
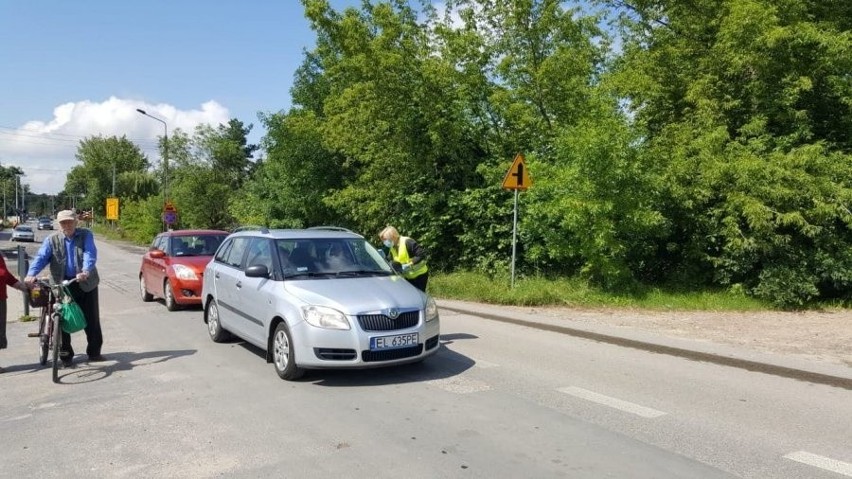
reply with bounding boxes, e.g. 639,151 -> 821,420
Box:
784,451 -> 852,477
427,377 -> 492,394
557,386 -> 667,418
471,358 -> 499,369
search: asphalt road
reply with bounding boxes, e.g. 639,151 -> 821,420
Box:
0,230 -> 850,478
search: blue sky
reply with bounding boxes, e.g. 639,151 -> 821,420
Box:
0,0 -> 362,194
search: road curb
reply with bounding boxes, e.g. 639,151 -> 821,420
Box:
440,305 -> 852,391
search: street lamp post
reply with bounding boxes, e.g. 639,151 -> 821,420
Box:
136,108 -> 169,231
136,108 -> 168,198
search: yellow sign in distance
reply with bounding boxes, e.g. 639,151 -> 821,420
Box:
106,197 -> 119,220
501,153 -> 533,190
164,201 -> 177,212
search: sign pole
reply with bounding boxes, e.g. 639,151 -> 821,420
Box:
501,152 -> 533,289
511,189 -> 519,289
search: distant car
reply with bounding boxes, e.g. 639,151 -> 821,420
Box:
37,218 -> 53,230
139,229 -> 229,311
11,225 -> 35,242
201,228 -> 440,380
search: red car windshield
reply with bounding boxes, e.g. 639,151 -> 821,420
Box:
170,234 -> 226,257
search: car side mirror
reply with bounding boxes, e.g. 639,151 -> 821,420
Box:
149,249 -> 165,259
245,265 -> 269,278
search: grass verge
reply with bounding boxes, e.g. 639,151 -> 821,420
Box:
429,271 -> 772,311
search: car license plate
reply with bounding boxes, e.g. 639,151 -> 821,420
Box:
370,333 -> 419,351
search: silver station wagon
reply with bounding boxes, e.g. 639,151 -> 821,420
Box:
201,227 -> 441,380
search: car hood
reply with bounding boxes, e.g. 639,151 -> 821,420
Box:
170,256 -> 213,273
283,275 -> 425,314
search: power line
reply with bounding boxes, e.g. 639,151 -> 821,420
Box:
0,125 -> 162,144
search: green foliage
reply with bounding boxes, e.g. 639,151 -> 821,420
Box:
164,120 -> 258,230
67,136 -> 149,214
233,110 -> 348,229
117,196 -> 163,244
55,1 -> 852,309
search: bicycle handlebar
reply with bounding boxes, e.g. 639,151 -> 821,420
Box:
33,277 -> 79,289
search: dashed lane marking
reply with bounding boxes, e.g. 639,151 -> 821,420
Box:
784,451 -> 852,477
557,386 -> 667,418
427,377 -> 492,394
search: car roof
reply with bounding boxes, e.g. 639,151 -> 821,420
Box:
228,228 -> 364,240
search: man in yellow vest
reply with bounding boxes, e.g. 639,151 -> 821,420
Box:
379,226 -> 429,292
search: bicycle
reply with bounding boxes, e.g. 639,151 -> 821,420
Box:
27,278 -> 79,383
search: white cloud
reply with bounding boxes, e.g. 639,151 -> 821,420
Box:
0,97 -> 230,195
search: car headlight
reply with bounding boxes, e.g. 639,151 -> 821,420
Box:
425,296 -> 439,322
172,264 -> 198,281
302,306 -> 351,330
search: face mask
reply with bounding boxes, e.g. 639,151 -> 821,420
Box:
383,239 -> 393,248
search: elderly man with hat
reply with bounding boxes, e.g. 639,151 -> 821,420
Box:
25,210 -> 104,367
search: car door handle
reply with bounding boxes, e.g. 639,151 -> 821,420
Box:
236,281 -> 242,289
215,272 -> 220,279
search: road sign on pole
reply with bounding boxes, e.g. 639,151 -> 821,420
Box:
106,197 -> 119,220
501,153 -> 533,288
502,153 -> 533,190
162,201 -> 178,226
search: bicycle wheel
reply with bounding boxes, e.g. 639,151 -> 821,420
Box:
38,307 -> 50,366
51,314 -> 62,383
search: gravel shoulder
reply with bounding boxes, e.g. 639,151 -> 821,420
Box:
490,304 -> 852,368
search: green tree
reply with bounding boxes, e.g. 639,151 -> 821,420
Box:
602,0 -> 852,304
68,135 -> 150,215
232,110 -> 347,228
165,119 -> 258,229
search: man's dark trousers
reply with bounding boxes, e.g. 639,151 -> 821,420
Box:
60,282 -> 101,359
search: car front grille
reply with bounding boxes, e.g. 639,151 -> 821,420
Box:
314,348 -> 357,361
357,311 -> 419,332
425,335 -> 439,350
362,344 -> 424,362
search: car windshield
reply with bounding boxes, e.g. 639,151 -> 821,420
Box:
170,234 -> 226,257
16,226 -> 32,232
275,238 -> 393,278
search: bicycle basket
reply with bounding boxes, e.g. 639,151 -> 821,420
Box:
58,301 -> 87,334
28,285 -> 50,308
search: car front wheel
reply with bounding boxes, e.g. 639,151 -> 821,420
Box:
272,322 -> 304,380
164,279 -> 178,311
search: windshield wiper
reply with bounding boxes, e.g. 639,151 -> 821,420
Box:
283,271 -> 334,279
333,270 -> 393,277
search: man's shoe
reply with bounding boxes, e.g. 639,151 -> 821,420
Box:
87,354 -> 108,362
61,357 -> 74,368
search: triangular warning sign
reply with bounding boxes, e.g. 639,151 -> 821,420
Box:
501,153 -> 532,190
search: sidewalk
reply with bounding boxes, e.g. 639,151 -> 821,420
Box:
437,298 -> 852,390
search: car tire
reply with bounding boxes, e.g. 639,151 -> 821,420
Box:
272,322 -> 304,381
140,275 -> 153,302
164,279 -> 179,311
205,299 -> 231,343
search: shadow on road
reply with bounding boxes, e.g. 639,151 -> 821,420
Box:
54,349 -> 197,384
230,332 -> 481,387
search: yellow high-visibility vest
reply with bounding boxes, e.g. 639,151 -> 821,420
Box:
389,236 -> 428,279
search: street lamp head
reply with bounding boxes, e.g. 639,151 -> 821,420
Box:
136,108 -> 147,115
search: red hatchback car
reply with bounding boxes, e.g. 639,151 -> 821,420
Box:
139,229 -> 228,310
